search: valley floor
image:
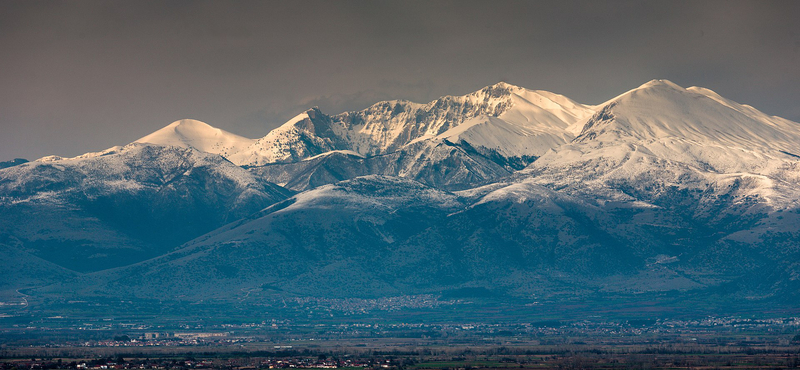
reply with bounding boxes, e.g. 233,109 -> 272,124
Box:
2,310 -> 800,367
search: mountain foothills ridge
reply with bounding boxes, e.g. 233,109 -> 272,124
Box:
2,80 -> 800,316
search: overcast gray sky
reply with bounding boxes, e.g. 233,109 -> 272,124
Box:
1,0 -> 798,161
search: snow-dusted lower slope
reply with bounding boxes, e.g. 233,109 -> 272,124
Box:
136,119 -> 255,158
0,143 -> 291,272
68,169 -> 800,302
74,176 -> 467,299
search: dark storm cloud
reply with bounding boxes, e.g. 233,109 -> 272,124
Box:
1,0 -> 798,161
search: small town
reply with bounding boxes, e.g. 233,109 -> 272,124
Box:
0,357 -> 384,370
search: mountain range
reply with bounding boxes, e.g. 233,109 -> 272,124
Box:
2,79 -> 799,319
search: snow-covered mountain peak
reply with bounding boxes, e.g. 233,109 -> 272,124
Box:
168,118 -> 211,129
637,79 -> 684,90
487,81 -> 518,89
582,79 -> 685,113
474,81 -> 523,97
574,80 -> 800,152
231,83 -> 596,167
529,80 -> 800,201
619,79 -> 689,103
136,119 -> 255,158
225,109 -> 347,166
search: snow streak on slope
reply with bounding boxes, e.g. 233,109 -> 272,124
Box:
136,119 -> 255,158
437,115 -> 569,159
